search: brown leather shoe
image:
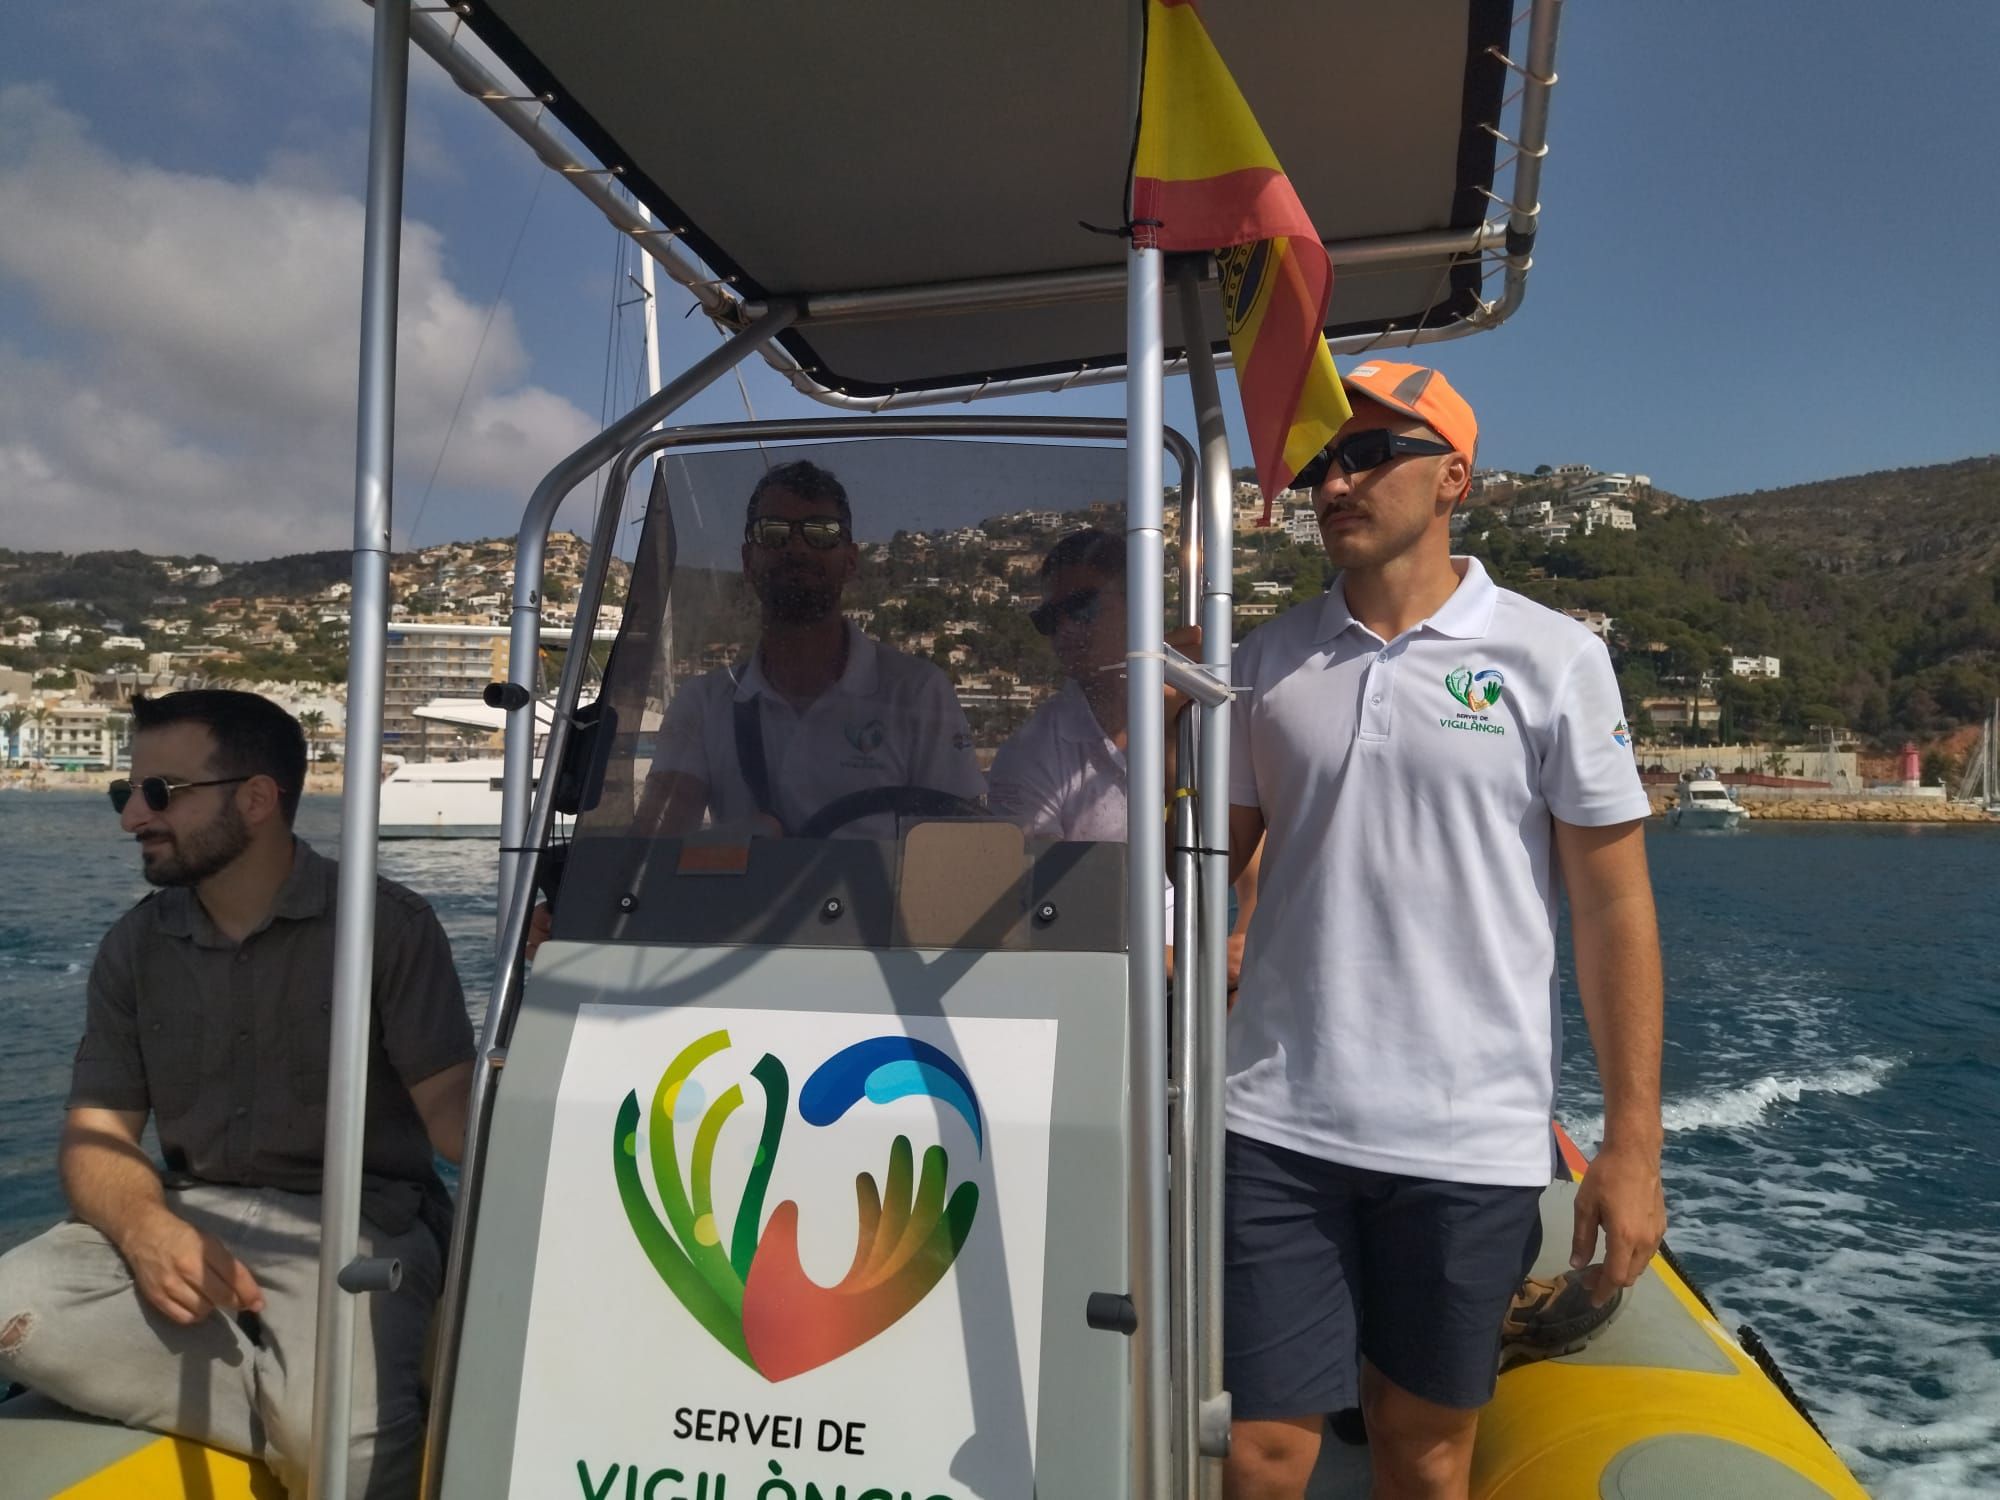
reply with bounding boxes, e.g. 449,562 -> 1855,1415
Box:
1499,1269 -> 1624,1371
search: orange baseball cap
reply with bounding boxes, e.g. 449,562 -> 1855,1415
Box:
1340,361 -> 1478,467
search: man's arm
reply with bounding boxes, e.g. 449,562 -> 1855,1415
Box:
1226,836 -> 1263,997
633,768 -> 711,838
374,894 -> 478,1155
60,1108 -> 262,1325
407,1060 -> 474,1165
1227,803 -> 1266,885
1555,815 -> 1668,1305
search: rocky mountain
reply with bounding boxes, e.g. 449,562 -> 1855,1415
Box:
1704,455 -> 2000,586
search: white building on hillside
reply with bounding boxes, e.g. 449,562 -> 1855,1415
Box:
1284,507 -> 1321,546
1562,609 -> 1615,638
1572,500 -> 1637,535
1730,654 -> 1782,680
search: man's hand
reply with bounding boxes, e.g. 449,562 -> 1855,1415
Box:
115,1205 -> 264,1326
1570,1140 -> 1667,1306
525,901 -> 553,960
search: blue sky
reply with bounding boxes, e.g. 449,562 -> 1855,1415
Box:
1,1 -> 1994,558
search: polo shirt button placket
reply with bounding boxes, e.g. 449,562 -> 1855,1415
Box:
1362,644 -> 1396,739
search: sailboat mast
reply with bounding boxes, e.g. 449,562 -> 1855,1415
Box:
635,200 -> 673,695
638,205 -> 664,401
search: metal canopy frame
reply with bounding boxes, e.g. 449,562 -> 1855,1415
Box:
314,4 -> 1568,1497
403,0 -> 1564,410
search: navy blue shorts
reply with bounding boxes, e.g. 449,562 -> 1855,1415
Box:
1223,1132 -> 1544,1415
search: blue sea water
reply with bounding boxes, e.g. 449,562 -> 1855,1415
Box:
1,793 -> 1996,1494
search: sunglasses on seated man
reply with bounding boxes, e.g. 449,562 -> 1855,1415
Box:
108,775 -> 257,814
744,516 -> 849,549
1291,428 -> 1456,492
1030,586 -> 1105,638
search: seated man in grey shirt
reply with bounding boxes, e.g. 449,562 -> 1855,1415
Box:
0,690 -> 475,1499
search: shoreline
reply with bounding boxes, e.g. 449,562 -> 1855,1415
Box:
2,768 -> 350,795
1642,789 -> 1995,824
4,769 -> 1994,824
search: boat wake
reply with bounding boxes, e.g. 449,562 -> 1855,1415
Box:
1568,1055 -> 1897,1146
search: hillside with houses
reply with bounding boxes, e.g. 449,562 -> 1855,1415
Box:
3,453 -> 1995,785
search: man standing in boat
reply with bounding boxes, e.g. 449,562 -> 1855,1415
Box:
1219,364 -> 1667,1499
0,690 -> 474,1498
632,458 -> 985,839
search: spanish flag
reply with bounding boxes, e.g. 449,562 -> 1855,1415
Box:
1132,0 -> 1351,511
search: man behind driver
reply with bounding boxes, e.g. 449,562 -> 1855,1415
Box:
634,459 -> 984,839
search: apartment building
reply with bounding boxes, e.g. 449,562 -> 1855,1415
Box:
382,630 -> 507,756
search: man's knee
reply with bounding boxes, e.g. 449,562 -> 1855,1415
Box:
0,1234 -> 75,1379
1224,1415 -> 1321,1500
1360,1366 -> 1478,1493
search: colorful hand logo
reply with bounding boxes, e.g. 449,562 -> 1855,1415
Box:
613,1031 -> 984,1381
1446,665 -> 1505,712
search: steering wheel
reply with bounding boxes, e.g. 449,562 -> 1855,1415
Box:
796,785 -> 989,840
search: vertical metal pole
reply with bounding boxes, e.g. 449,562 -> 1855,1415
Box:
1126,238 -> 1172,1499
1177,267 -> 1236,1478
1168,314 -> 1203,1497
311,1 -> 407,1496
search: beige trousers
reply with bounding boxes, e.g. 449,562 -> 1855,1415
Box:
0,1183 -> 440,1499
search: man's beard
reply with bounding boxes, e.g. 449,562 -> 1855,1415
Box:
139,801 -> 253,887
755,570 -> 840,625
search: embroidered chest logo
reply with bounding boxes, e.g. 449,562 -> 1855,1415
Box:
843,719 -> 887,755
1441,666 -> 1507,737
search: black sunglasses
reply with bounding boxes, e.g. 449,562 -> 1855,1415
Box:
1291,429 -> 1455,491
1030,587 -> 1104,638
744,516 -> 849,550
109,775 -> 253,815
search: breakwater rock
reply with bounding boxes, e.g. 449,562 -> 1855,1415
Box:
1646,789 -> 1995,823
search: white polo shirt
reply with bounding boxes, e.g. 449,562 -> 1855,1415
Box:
988,680 -> 1129,841
652,623 -> 985,839
1226,558 -> 1650,1186
988,679 -> 1177,923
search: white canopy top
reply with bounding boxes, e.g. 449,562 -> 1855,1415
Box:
457,0 -> 1537,400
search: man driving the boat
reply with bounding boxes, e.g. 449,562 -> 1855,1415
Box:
632,458 -> 985,839
1219,364 -> 1667,1500
0,690 -> 474,1499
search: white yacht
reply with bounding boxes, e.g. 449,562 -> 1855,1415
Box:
378,698 -> 548,839
1669,769 -> 1750,830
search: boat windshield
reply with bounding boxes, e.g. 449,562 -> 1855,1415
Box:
553,437 -> 1147,953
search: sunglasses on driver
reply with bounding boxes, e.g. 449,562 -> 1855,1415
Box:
1291,429 -> 1456,492
744,516 -> 849,550
108,775 -> 254,815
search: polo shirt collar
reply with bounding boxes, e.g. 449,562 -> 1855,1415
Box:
1315,556 -> 1498,645
154,838 -> 330,946
733,621 -> 880,704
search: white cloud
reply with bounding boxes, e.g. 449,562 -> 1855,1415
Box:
0,83 -> 595,558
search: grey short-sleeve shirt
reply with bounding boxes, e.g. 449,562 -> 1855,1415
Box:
68,840 -> 475,1239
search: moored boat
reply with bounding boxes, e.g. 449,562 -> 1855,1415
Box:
1670,770 -> 1750,830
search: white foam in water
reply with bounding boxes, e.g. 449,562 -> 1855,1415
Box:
1569,1055 -> 1898,1146
1677,1196 -> 2000,1496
